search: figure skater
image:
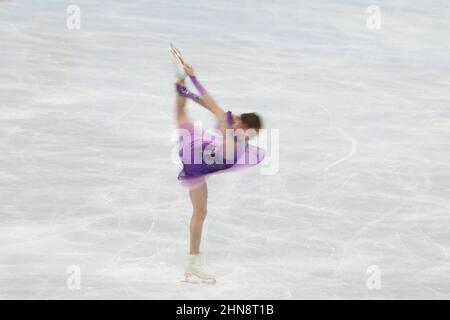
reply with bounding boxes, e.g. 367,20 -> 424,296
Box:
171,46 -> 265,282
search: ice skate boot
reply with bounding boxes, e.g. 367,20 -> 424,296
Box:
183,254 -> 216,283
170,43 -> 187,80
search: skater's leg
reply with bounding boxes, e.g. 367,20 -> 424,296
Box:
184,182 -> 215,282
188,182 -> 208,255
175,79 -> 191,126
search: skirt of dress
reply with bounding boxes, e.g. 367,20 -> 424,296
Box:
177,123 -> 265,190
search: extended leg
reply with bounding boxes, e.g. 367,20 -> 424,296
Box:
175,79 -> 191,126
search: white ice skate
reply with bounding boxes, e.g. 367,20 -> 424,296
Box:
183,254 -> 216,283
170,43 -> 187,80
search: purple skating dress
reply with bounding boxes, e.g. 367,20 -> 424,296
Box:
177,112 -> 265,188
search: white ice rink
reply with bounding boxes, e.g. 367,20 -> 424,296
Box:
1,0 -> 450,299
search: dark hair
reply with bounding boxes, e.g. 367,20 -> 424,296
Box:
240,112 -> 263,130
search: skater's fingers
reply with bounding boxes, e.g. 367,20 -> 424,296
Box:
184,65 -> 195,76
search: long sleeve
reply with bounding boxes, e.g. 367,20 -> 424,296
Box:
189,75 -> 207,96
176,83 -> 200,103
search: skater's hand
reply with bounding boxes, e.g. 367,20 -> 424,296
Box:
184,64 -> 195,76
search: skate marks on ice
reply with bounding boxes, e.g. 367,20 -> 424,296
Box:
318,103 -> 358,173
280,94 -> 450,296
284,101 -> 359,200
322,128 -> 357,173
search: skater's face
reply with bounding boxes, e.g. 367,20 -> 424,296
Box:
237,113 -> 262,139
233,123 -> 259,141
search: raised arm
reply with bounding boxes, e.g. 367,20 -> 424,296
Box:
176,81 -> 224,117
176,65 -> 236,159
176,82 -> 234,129
184,65 -> 226,120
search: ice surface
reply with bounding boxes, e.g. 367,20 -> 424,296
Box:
1,0 -> 450,299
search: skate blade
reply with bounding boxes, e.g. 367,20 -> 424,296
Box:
169,49 -> 187,79
169,44 -> 186,65
181,272 -> 216,284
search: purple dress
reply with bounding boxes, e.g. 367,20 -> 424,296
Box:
177,111 -> 265,188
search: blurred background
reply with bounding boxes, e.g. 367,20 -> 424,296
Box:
0,0 -> 449,299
